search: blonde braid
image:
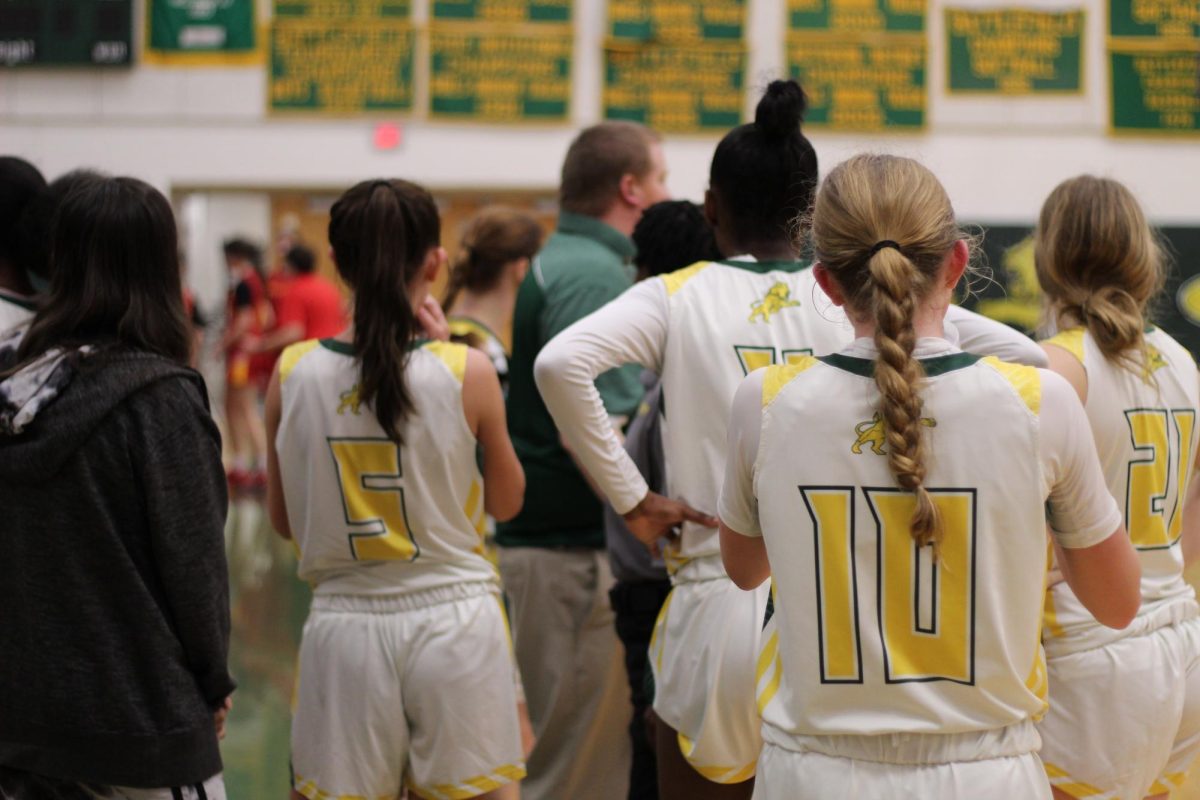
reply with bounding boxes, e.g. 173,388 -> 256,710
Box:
808,154 -> 962,555
868,251 -> 941,550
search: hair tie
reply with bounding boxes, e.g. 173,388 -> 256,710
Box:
869,240 -> 902,256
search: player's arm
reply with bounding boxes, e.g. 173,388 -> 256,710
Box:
1042,370 -> 1140,628
135,379 -> 236,710
945,304 -> 1047,366
264,365 -> 291,540
464,347 -> 525,522
249,321 -> 304,354
534,279 -> 668,517
719,370 -> 770,589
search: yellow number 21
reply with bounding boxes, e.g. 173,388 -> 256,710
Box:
1125,409 -> 1195,551
328,438 -> 418,562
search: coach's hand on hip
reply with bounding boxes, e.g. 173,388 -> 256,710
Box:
623,491 -> 717,557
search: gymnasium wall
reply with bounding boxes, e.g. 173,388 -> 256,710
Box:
2,0 -> 1199,224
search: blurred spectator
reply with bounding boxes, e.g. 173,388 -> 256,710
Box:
248,243 -> 347,356
0,156 -> 45,331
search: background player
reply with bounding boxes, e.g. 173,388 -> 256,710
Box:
719,153 -> 1141,799
444,206 -> 544,391
265,178 -> 526,800
1035,176 -> 1200,800
220,237 -> 273,487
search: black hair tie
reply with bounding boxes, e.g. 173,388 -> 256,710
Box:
869,240 -> 902,256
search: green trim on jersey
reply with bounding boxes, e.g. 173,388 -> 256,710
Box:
318,337 -> 431,356
0,291 -> 37,311
717,258 -> 810,274
448,316 -> 507,355
819,351 -> 982,378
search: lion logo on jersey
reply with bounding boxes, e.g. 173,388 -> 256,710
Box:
748,282 -> 800,323
337,385 -> 362,416
851,413 -> 937,455
1146,345 -> 1169,375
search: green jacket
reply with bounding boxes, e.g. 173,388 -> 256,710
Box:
497,212 -> 644,549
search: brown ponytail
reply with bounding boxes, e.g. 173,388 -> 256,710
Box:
1034,175 -> 1164,373
328,179 -> 440,443
809,154 -> 964,552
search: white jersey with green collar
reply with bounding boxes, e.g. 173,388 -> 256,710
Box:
535,258 -> 1049,583
276,338 -> 495,596
720,338 -> 1120,738
1041,325 -> 1200,656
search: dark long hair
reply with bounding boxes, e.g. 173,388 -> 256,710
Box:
8,175 -> 190,371
328,179 -> 441,443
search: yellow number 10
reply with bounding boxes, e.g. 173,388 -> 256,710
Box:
328,438 -> 418,562
802,486 -> 976,685
1125,409 -> 1195,551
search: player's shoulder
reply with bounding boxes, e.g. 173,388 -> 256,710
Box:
418,339 -> 470,385
978,356 -> 1045,415
1040,326 -> 1086,365
279,338 -> 326,384
658,260 -> 717,297
760,356 -> 822,408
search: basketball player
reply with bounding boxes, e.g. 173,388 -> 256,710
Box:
534,83 -> 1048,800
444,207 -> 544,391
719,153 -> 1141,799
265,179 -> 526,800
1036,176 -> 1200,800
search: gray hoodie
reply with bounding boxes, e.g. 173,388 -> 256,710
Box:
0,339 -> 233,788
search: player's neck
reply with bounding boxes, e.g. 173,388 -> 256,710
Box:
448,287 -> 515,348
849,302 -> 949,342
722,238 -> 796,263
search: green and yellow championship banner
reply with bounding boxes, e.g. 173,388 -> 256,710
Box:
1108,0 -> 1199,134
607,0 -> 746,42
787,0 -> 927,131
602,0 -> 748,133
431,0 -> 570,23
945,8 -> 1083,94
269,0 -> 414,114
429,26 -> 572,122
603,43 -> 745,133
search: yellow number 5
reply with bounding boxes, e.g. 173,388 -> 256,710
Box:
328,438 -> 418,561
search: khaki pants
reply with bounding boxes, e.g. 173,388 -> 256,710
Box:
499,547 -> 632,800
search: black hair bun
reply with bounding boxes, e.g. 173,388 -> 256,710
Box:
754,80 -> 808,142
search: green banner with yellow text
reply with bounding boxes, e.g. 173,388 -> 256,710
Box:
787,34 -> 925,130
946,8 -> 1083,94
430,26 -> 572,122
603,43 -> 745,133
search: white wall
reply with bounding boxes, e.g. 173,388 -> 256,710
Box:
1,0 -> 1198,225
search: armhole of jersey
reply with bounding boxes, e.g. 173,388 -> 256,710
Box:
981,356 -> 1042,416
659,260 -> 712,297
1041,327 -> 1085,366
423,340 -> 468,385
761,357 -> 819,408
279,339 -> 321,385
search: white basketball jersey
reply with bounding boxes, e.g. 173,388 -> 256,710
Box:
1043,326 -> 1200,655
751,353 -> 1051,736
658,260 -> 852,580
276,338 -> 494,596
